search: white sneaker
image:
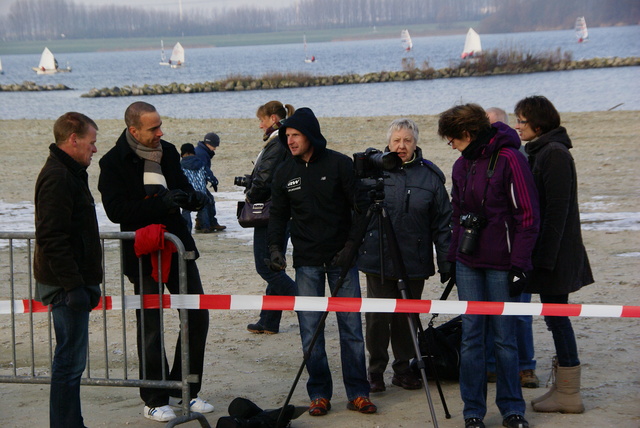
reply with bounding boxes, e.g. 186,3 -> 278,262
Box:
168,396 -> 214,413
144,405 -> 176,422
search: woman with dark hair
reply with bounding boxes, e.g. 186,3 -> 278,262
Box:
245,101 -> 297,335
515,95 -> 593,414
438,103 -> 540,428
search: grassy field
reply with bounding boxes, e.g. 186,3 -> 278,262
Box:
0,22 -> 478,55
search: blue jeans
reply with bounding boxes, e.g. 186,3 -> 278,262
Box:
456,262 -> 525,420
195,191 -> 217,228
295,265 -> 370,401
253,225 -> 297,332
50,293 -> 90,428
540,293 -> 580,367
486,293 -> 536,372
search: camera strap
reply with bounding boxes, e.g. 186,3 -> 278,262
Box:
461,148 -> 501,212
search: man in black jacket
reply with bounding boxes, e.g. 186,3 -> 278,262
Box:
267,107 -> 376,416
34,112 -> 102,428
98,101 -> 212,422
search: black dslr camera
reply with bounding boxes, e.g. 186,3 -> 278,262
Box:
234,174 -> 252,188
353,148 -> 402,178
459,213 -> 487,255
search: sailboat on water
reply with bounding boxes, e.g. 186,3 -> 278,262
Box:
575,16 -> 589,43
0,57 -> 4,75
160,42 -> 185,68
303,34 -> 316,63
32,47 -> 71,75
461,28 -> 482,59
401,29 -> 413,52
159,40 -> 169,65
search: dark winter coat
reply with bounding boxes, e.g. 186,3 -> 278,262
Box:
448,122 -> 540,271
358,147 -> 452,280
34,144 -> 103,302
524,127 -> 593,294
245,131 -> 290,203
195,141 -> 217,185
268,108 -> 355,267
98,130 -> 197,278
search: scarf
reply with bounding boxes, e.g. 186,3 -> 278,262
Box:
262,119 -> 284,142
126,130 -> 167,196
462,127 -> 496,160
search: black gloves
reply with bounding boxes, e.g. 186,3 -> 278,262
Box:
65,287 -> 91,312
161,189 -> 189,210
184,191 -> 208,211
439,262 -> 456,284
212,177 -> 219,192
265,245 -> 286,272
508,268 -> 529,297
332,241 -> 355,269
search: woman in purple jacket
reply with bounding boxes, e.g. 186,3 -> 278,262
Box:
438,104 -> 540,428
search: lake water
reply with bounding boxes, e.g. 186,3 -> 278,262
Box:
0,25 -> 639,119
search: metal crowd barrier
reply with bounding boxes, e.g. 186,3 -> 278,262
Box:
0,231 -> 211,428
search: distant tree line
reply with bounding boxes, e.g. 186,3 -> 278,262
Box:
0,0 -> 637,41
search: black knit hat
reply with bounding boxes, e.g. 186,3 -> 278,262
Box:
278,107 -> 327,152
180,143 -> 195,156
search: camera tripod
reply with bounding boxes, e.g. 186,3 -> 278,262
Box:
277,177 -> 450,427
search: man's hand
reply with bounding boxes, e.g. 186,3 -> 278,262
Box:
65,287 -> 91,312
161,189 -> 189,210
331,241 -> 354,268
184,191 -> 208,211
265,245 -> 286,271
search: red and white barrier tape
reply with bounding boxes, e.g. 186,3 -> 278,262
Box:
1,295 -> 639,318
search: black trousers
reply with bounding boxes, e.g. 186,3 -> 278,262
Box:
131,259 -> 210,407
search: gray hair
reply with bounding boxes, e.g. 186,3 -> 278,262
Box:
486,107 -> 509,125
387,118 -> 419,145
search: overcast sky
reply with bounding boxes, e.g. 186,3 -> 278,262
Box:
0,0 -> 297,15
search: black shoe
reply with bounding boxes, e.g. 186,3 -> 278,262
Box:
391,372 -> 421,390
247,322 -> 278,334
502,414 -> 529,428
369,373 -> 386,393
465,417 -> 485,428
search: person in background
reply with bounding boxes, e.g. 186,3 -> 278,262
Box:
98,101 -> 213,423
194,132 -> 226,231
357,118 -> 452,393
268,107 -> 376,417
438,103 -> 539,428
34,112 -> 102,428
245,101 -> 297,335
180,143 -> 216,233
515,95 -> 593,414
485,106 -> 540,389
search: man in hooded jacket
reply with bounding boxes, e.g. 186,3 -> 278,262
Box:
267,107 -> 376,416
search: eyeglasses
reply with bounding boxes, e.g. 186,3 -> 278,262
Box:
447,138 -> 454,146
516,119 -> 528,125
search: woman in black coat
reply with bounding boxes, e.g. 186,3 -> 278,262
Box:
515,95 -> 593,414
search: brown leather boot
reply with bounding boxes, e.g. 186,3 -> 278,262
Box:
368,373 -> 385,393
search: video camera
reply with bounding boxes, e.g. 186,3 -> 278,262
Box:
353,148 -> 402,178
234,174 -> 252,188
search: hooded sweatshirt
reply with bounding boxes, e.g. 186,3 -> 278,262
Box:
268,108 -> 356,267
448,122 -> 540,271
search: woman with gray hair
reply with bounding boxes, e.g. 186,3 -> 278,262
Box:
357,118 -> 452,393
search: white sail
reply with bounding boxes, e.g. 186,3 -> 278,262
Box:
38,47 -> 57,71
575,16 -> 588,42
0,57 -> 3,74
169,42 -> 185,68
401,29 -> 413,51
160,40 -> 169,65
461,28 -> 482,59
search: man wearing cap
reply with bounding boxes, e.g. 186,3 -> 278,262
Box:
194,132 -> 225,231
267,107 -> 376,416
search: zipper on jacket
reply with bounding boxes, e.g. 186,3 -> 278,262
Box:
405,189 -> 411,213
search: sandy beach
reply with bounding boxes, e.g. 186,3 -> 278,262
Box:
0,110 -> 638,427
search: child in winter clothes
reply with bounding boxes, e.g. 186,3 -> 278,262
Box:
180,143 -> 214,233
